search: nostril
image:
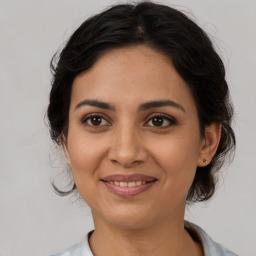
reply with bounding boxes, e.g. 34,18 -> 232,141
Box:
107,143 -> 148,167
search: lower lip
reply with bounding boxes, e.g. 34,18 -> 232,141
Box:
103,181 -> 156,197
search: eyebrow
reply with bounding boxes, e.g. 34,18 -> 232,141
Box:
75,99 -> 185,112
139,100 -> 185,112
75,99 -> 115,111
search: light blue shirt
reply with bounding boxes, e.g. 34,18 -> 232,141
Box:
50,222 -> 238,256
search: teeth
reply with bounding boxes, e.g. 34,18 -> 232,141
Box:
120,182 -> 127,187
128,181 -> 136,187
108,181 -> 148,187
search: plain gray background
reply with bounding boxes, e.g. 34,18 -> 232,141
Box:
0,0 -> 255,255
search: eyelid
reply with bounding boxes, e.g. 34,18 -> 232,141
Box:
81,113 -> 112,126
144,113 -> 177,127
80,112 -> 177,128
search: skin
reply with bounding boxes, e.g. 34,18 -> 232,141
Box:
63,45 -> 221,256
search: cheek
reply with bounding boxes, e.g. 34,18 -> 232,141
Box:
151,133 -> 201,189
67,135 -> 109,207
68,134 -> 107,182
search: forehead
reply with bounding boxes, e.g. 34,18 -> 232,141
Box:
71,45 -> 195,111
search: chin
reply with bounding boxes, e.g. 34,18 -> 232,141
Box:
94,203 -> 160,230
108,215 -> 154,230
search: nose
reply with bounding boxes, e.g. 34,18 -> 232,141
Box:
107,125 -> 148,168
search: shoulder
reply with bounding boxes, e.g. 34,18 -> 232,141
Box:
50,243 -> 81,256
185,221 -> 239,256
50,224 -> 239,256
49,232 -> 93,256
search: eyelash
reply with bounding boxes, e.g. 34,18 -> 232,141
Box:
145,113 -> 177,127
81,113 -> 177,128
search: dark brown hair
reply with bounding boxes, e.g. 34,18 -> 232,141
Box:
47,1 -> 235,202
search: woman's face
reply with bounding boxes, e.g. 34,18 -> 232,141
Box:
64,45 -> 207,229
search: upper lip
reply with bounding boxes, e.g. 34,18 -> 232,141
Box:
101,174 -> 157,182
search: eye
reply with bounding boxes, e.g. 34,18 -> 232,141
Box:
145,114 -> 176,127
82,114 -> 111,127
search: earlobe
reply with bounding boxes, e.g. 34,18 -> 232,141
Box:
198,123 -> 221,167
62,134 -> 72,168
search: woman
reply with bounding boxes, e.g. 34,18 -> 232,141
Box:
48,2 -> 237,256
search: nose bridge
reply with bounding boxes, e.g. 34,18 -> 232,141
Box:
108,120 -> 147,167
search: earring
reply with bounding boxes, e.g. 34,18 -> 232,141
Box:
203,159 -> 208,164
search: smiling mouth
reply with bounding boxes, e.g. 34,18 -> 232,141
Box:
107,180 -> 147,187
101,174 -> 158,197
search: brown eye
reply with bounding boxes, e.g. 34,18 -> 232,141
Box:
152,116 -> 164,126
91,116 -> 103,126
83,115 -> 110,127
145,114 -> 176,127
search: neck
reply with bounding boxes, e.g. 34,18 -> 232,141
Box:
89,212 -> 203,256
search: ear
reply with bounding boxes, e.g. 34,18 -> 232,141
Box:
62,134 -> 72,168
197,123 -> 221,167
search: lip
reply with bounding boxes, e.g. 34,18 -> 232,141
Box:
101,174 -> 157,182
101,174 -> 158,197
